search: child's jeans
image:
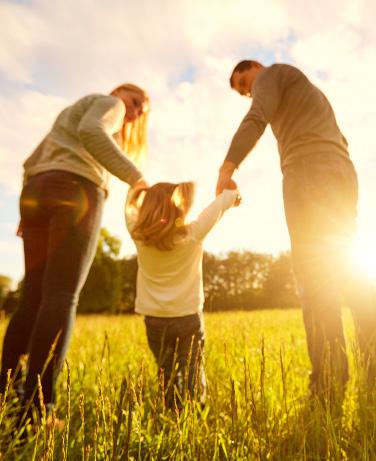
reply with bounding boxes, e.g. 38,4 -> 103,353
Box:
144,313 -> 206,408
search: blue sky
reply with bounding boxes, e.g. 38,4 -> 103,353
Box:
1,0 -> 376,284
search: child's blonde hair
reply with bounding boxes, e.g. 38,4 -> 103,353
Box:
112,83 -> 149,167
129,182 -> 195,250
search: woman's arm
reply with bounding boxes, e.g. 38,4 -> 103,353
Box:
78,95 -> 143,186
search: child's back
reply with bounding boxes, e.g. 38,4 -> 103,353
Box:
126,183 -> 238,316
125,181 -> 238,408
135,238 -> 204,317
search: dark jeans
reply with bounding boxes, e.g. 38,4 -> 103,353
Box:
0,170 -> 104,410
145,313 -> 206,408
283,156 -> 376,393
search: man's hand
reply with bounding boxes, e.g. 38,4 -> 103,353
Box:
216,174 -> 233,196
216,160 -> 237,196
216,171 -> 242,207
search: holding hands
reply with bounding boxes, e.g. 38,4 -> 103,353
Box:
132,177 -> 149,192
216,160 -> 242,206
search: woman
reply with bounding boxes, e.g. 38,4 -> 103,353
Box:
0,83 -> 149,419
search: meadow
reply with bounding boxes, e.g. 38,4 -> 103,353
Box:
0,309 -> 375,460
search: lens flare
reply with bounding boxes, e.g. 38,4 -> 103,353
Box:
350,237 -> 376,280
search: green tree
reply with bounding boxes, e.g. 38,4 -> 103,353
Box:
78,228 -> 123,313
0,275 -> 13,310
75,241 -> 299,314
203,251 -> 273,311
119,256 -> 138,313
263,252 -> 299,308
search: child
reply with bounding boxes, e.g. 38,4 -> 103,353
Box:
125,181 -> 239,408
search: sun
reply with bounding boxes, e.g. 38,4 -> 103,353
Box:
350,237 -> 376,280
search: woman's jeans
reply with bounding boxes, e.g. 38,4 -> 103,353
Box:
283,156 -> 376,394
0,170 -> 104,411
144,313 -> 206,408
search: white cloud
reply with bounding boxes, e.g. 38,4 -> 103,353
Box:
0,90 -> 67,193
0,2 -> 50,83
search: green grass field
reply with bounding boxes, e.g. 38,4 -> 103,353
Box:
0,309 -> 375,460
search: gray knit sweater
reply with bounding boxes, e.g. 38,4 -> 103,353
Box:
225,64 -> 351,171
23,94 -> 143,192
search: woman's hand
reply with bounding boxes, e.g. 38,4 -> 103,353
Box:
128,177 -> 149,208
132,177 -> 149,191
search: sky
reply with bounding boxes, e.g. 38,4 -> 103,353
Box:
1,0 -> 376,284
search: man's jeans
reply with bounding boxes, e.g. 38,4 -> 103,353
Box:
0,170 -> 104,410
144,313 -> 206,408
283,155 -> 376,393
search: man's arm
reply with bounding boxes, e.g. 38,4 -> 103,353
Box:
224,108 -> 267,167
216,102 -> 267,195
215,160 -> 237,196
217,65 -> 282,195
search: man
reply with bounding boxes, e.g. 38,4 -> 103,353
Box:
216,60 -> 376,397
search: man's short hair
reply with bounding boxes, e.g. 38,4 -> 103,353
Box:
229,60 -> 256,87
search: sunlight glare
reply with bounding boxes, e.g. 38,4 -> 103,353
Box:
350,237 -> 376,280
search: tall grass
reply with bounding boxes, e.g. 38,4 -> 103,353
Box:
0,309 -> 375,460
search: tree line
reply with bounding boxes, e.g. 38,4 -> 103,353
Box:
0,228 -> 299,315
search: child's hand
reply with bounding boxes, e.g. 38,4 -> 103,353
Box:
234,194 -> 242,207
224,179 -> 242,207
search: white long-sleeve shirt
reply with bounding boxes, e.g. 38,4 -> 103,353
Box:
125,189 -> 238,317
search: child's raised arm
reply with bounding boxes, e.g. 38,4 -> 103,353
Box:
190,188 -> 239,241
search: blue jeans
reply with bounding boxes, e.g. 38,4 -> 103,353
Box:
144,313 -> 206,408
0,170 -> 104,410
283,156 -> 376,392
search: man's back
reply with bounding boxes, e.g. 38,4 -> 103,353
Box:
226,63 -> 351,171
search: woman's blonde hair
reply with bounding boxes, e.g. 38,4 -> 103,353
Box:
129,182 -> 195,250
111,83 -> 149,167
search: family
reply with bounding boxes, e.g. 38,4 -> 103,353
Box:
1,60 -> 376,423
